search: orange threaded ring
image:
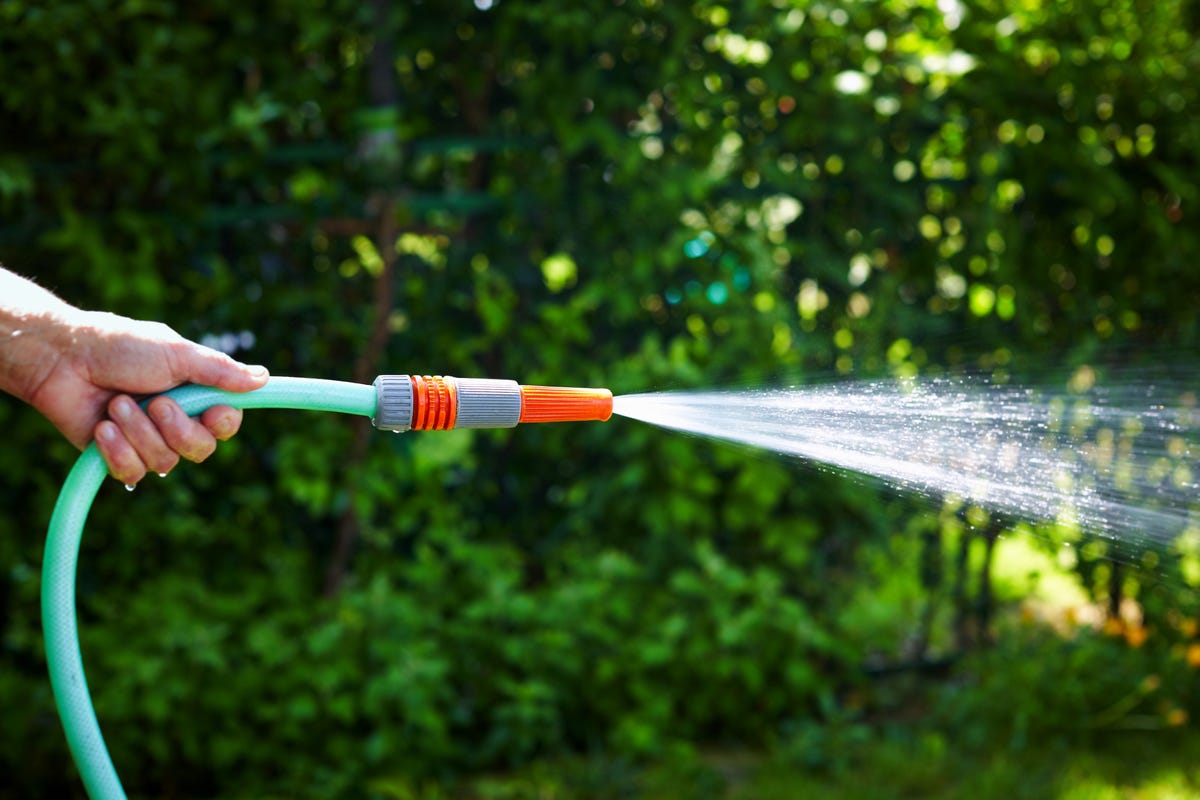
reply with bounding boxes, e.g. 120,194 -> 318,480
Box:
411,375 -> 427,429
409,375 -> 458,430
415,375 -> 430,430
433,375 -> 456,430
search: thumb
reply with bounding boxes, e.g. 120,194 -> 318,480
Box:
175,343 -> 270,392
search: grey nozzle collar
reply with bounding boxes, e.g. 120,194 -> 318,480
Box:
454,378 -> 520,428
372,375 -> 522,431
373,375 -> 414,431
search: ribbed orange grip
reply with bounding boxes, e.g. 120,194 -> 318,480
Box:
519,385 -> 613,423
410,375 -> 458,430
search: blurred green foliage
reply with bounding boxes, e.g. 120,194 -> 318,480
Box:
2,0 -> 1200,797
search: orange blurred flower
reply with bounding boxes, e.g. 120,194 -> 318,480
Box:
1103,617 -> 1125,637
1181,619 -> 1199,638
1125,626 -> 1149,648
1187,643 -> 1200,668
1167,708 -> 1189,727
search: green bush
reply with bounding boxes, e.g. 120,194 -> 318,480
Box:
935,625 -> 1197,751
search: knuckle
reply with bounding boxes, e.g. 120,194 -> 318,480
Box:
152,452 -> 181,474
182,431 -> 217,463
113,458 -> 146,485
212,413 -> 240,440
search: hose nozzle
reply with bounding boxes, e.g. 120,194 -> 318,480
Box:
372,375 -> 612,432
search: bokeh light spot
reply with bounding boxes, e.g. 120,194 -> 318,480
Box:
707,282 -> 729,305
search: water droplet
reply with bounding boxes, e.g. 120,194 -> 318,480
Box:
124,484 -> 136,492
158,472 -> 167,478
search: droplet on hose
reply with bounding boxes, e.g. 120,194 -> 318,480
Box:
123,484 -> 136,492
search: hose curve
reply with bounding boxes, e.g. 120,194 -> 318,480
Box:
42,377 -> 376,800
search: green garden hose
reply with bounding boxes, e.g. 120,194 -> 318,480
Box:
42,378 -> 377,800
42,375 -> 612,799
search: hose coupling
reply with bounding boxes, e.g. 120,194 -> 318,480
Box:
372,375 -> 612,432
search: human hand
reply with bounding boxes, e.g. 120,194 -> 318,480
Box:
19,310 -> 268,485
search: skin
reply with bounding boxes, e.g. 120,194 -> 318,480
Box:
0,268 -> 268,485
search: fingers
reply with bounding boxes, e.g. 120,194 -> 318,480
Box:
94,395 -> 232,485
94,420 -> 150,486
108,395 -> 180,474
172,342 -> 269,393
200,405 -> 243,441
146,397 -> 218,464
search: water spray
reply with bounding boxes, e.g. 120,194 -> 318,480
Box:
43,375 -> 611,800
615,377 -> 1200,553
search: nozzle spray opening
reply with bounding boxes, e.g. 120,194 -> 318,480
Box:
519,385 -> 613,423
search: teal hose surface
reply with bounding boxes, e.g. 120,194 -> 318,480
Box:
42,377 -> 377,800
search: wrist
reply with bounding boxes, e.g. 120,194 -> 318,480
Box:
0,268 -> 84,404
0,303 -> 79,405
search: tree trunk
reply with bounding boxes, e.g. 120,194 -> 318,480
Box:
323,0 -> 399,597
1108,558 -> 1123,622
951,524 -> 972,651
976,519 -> 1003,647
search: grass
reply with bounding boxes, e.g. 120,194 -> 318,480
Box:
403,731 -> 1200,800
730,735 -> 1200,800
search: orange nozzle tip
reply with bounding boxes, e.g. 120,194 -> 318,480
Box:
519,385 -> 613,424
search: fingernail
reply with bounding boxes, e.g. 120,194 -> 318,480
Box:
113,396 -> 134,420
97,423 -> 117,442
150,402 -> 174,423
247,365 -> 269,378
